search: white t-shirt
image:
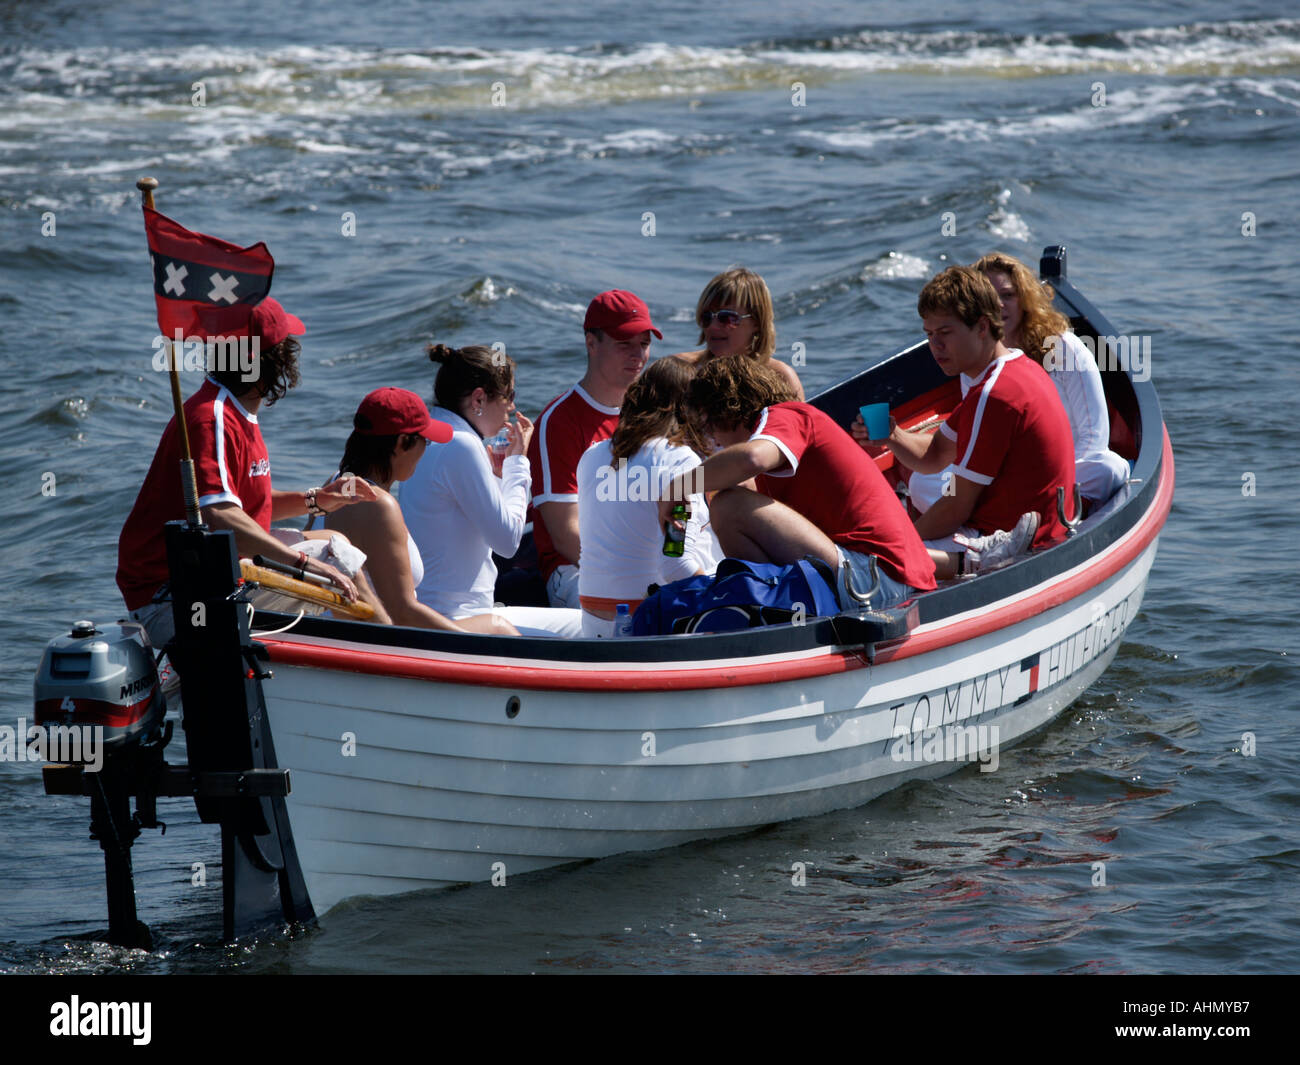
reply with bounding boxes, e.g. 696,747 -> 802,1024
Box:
576,437 -> 721,604
402,407 -> 531,618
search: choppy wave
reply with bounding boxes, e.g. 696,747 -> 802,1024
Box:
796,79 -> 1296,152
1,18 -> 1296,125
763,18 -> 1300,78
2,19 -> 1295,203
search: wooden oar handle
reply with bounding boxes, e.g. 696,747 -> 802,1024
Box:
239,560 -> 376,621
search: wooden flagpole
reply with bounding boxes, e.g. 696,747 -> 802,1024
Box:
138,176 -> 202,527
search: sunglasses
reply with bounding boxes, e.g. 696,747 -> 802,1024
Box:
700,309 -> 753,328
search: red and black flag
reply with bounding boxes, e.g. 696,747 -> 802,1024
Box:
142,205 -> 274,339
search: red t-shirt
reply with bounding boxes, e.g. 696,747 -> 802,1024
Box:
117,377 -> 273,610
527,384 -> 620,580
939,350 -> 1076,549
753,403 -> 937,591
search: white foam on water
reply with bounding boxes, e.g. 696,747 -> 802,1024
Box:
54,155 -> 167,178
3,21 -> 1297,107
800,80 -> 1237,151
527,294 -> 588,316
435,126 -> 690,176
0,26 -> 1293,193
295,140 -> 369,155
762,18 -> 1300,77
859,251 -> 931,282
1233,76 -> 1300,109
596,128 -> 680,151
461,277 -> 517,304
2,21 -> 1295,134
988,208 -> 1032,243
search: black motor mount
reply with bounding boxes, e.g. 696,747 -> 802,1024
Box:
41,521 -> 315,946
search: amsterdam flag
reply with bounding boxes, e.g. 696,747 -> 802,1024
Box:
142,205 -> 274,339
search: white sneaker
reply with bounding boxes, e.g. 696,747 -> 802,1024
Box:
959,511 -> 1039,574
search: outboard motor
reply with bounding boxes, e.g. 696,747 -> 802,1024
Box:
37,523 -> 315,949
34,620 -> 167,751
35,619 -> 173,950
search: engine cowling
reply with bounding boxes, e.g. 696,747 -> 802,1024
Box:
33,620 -> 167,752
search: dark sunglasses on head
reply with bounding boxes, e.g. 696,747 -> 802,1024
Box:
700,309 -> 753,327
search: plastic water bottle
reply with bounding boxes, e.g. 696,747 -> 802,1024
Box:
613,603 -> 634,638
485,430 -> 510,477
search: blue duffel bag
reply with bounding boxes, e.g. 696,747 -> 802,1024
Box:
631,557 -> 841,636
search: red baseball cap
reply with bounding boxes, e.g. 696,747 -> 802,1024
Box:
354,388 -> 453,443
250,297 -> 306,348
583,289 -> 662,340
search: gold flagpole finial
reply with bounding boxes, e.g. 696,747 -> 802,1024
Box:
137,176 -> 158,209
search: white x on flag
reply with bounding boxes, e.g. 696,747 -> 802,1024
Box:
208,272 -> 239,304
163,261 -> 188,297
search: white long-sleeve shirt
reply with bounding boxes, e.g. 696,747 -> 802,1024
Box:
1047,332 -> 1129,502
402,407 -> 530,618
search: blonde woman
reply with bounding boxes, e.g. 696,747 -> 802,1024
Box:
672,266 -> 805,401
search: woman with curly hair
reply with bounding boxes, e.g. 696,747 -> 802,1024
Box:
975,252 -> 1127,504
575,356 -> 721,637
671,266 -> 805,402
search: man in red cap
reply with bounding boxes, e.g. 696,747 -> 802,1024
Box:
117,296 -> 379,650
527,289 -> 659,609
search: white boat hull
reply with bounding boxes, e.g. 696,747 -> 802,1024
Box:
264,534 -> 1157,913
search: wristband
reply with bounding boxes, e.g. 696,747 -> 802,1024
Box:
305,487 -> 326,516
295,551 -> 309,577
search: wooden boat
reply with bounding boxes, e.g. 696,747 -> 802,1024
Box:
245,245 -> 1174,912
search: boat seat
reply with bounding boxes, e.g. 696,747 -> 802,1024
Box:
1108,401 -> 1138,462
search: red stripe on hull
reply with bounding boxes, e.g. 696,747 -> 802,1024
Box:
263,641 -> 868,692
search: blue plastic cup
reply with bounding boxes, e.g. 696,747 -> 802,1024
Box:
860,403 -> 891,440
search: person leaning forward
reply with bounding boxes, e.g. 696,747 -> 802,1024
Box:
527,289 -> 658,609
661,357 -> 936,611
116,296 -> 382,650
